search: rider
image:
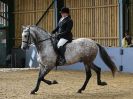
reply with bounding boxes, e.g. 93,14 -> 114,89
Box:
51,7 -> 73,65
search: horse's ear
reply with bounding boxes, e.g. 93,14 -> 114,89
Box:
22,26 -> 26,30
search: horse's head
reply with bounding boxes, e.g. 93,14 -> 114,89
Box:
21,26 -> 32,50
21,25 -> 51,50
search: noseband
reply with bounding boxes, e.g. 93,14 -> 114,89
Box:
22,28 -> 32,46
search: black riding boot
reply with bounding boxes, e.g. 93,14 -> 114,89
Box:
58,46 -> 66,65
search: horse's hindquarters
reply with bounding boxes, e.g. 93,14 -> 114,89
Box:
65,38 -> 98,64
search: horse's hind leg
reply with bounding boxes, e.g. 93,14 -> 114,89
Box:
42,79 -> 58,85
77,63 -> 92,93
91,63 -> 107,86
31,65 -> 56,94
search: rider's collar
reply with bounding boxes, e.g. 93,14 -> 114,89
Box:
60,16 -> 68,22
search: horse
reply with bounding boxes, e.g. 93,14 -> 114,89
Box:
21,25 -> 117,94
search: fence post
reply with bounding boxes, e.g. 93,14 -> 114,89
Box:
119,0 -> 124,47
54,0 -> 58,27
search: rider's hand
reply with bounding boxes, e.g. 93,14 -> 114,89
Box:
51,33 -> 56,38
51,31 -> 55,34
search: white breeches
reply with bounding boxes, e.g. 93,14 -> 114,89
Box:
57,38 -> 68,48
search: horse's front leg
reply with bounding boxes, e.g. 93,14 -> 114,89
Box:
30,65 -> 54,94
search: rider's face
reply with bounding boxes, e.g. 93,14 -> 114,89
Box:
61,13 -> 68,17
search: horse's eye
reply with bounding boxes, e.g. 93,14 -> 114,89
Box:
24,35 -> 27,38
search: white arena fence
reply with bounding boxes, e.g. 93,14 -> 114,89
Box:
25,45 -> 133,73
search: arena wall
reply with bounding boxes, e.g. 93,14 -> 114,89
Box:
13,0 -> 119,47
128,0 -> 133,37
14,0 -> 54,47
65,0 -> 119,47
26,46 -> 133,73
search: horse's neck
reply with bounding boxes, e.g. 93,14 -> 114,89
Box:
34,33 -> 55,56
36,40 -> 57,62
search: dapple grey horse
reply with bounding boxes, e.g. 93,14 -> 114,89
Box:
21,25 -> 117,94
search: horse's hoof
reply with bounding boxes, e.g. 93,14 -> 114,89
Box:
30,91 -> 36,95
52,80 -> 58,84
77,90 -> 82,93
98,82 -> 107,86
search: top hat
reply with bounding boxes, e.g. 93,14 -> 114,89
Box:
61,7 -> 70,14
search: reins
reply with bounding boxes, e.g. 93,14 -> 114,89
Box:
37,35 -> 53,44
22,27 -> 54,46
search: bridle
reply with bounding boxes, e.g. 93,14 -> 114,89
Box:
22,27 -> 53,47
22,28 -> 32,47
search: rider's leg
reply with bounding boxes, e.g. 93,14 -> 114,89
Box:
57,38 -> 68,48
57,38 -> 68,65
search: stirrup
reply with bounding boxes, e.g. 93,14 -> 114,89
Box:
56,56 -> 66,66
59,58 -> 66,65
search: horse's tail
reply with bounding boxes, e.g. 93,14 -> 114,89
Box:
96,43 -> 117,77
